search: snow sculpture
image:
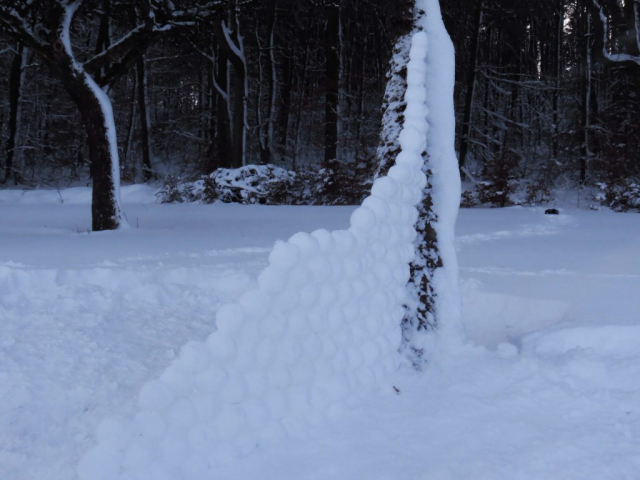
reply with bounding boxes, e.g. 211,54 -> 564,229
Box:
78,2 -> 460,479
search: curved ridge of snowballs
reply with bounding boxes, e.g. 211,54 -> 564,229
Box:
78,31 -> 430,480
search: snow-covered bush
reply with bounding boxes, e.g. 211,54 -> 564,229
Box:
156,175 -> 202,204
157,163 -> 371,206
595,181 -> 640,212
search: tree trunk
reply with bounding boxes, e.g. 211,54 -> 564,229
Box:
137,57 -> 153,181
376,0 -> 445,366
323,1 -> 340,165
458,0 -> 483,175
52,39 -> 124,231
4,43 -> 27,185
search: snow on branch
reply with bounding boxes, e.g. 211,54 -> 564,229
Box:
592,0 -> 640,67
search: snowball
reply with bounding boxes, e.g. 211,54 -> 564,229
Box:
343,257 -> 362,278
411,30 -> 428,50
215,303 -> 245,336
399,126 -> 426,154
329,257 -> 345,283
259,314 -> 288,340
361,340 -> 382,364
287,309 -> 309,337
257,266 -> 288,295
265,390 -> 287,418
318,284 -> 339,306
332,230 -> 357,254
245,370 -> 268,398
221,373 -> 248,404
298,284 -> 318,308
347,348 -> 365,368
405,85 -> 427,103
182,453 -> 210,479
238,290 -> 272,319
308,256 -> 332,283
290,358 -> 316,386
122,438 -> 154,470
195,365 -> 228,393
255,338 -> 276,366
289,264 -> 312,285
395,150 -> 423,168
302,334 -> 323,359
371,242 -> 388,260
267,362 -> 292,389
335,280 -> 355,305
350,207 -> 376,232
315,358 -> 335,382
362,196 -> 390,221
78,445 -> 122,480
272,288 -> 300,312
178,341 -> 211,373
138,380 -> 174,412
242,399 -> 270,430
268,240 -> 300,270
311,229 -> 337,253
278,339 -> 303,365
387,164 -> 413,184
407,69 -> 426,87
288,232 -> 320,255
216,405 -> 246,439
371,177 -> 400,201
133,411 -> 166,439
206,333 -> 237,364
327,308 -> 345,330
166,398 -> 197,429
158,433 -> 189,468
97,416 -> 131,449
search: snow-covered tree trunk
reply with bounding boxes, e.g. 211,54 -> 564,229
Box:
377,0 -> 462,366
53,3 -> 125,231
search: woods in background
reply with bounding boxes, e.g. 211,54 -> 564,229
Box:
1,0 -> 639,209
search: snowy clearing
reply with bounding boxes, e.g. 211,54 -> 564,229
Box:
1,186 -> 640,480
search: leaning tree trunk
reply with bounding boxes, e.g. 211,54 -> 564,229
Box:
376,0 -> 460,366
52,33 -> 125,231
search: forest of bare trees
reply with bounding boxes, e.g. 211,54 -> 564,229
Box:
1,0 -> 639,218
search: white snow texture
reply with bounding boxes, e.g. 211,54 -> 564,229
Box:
421,0 -> 463,347
78,19 -> 453,480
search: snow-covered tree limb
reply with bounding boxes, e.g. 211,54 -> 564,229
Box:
592,0 -> 640,67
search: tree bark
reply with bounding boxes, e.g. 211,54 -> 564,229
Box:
137,57 -> 152,181
457,0 -> 483,175
4,43 -> 26,185
323,1 -> 340,165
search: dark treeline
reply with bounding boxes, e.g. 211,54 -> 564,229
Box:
1,0 -> 639,206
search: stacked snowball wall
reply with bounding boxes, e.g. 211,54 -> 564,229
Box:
78,31 -> 431,480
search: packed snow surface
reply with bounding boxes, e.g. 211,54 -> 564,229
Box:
1,186 -> 640,479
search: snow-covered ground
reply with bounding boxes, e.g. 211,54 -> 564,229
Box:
1,186 -> 639,480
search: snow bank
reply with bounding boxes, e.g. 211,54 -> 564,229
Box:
79,31 -> 435,480
519,325 -> 640,358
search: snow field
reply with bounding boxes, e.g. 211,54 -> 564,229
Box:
78,32 -> 434,480
3,194 -> 640,480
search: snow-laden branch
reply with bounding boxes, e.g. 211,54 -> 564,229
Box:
83,24 -> 148,71
592,0 -> 640,67
0,4 -> 48,54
